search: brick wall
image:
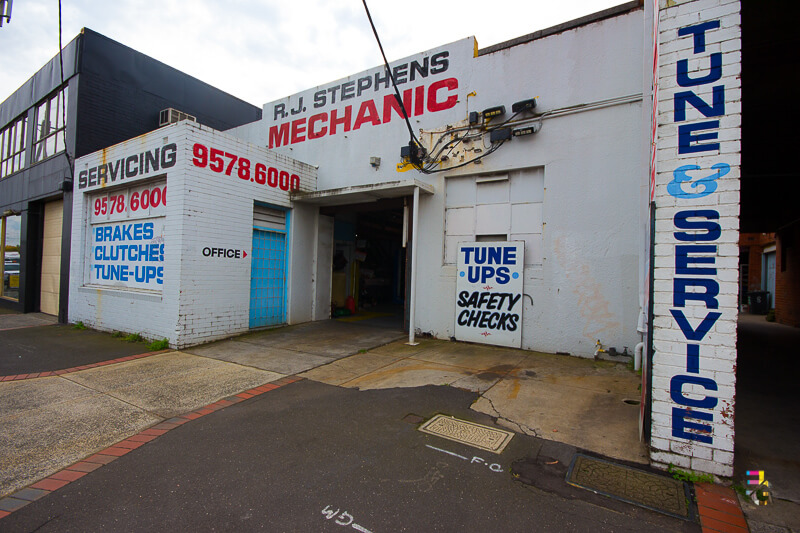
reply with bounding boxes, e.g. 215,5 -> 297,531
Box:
69,121 -> 317,347
650,0 -> 741,477
740,232 -> 774,293
174,125 -> 315,347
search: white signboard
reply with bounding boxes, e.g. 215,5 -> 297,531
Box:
455,242 -> 524,348
89,179 -> 166,290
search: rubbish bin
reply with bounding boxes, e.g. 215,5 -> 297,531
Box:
748,291 -> 770,315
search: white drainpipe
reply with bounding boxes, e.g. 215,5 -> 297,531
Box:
635,341 -> 645,371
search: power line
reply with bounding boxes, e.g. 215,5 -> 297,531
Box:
359,0 -> 418,146
58,0 -> 74,183
359,0 -> 516,174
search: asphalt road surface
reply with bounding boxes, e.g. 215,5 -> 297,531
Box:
2,380 -> 697,532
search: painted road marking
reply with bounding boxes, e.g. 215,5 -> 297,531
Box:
425,444 -> 469,461
425,444 -> 504,473
321,505 -> 374,532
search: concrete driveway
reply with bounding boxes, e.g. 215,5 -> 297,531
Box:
298,336 -> 647,464
183,318 -> 646,464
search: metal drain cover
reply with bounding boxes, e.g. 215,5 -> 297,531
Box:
418,414 -> 514,454
566,454 -> 691,519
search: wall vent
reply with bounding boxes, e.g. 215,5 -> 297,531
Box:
159,108 -> 196,127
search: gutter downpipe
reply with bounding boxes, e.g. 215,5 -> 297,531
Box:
407,186 -> 420,345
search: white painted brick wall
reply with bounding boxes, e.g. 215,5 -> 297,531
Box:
172,124 -> 315,347
69,125 -> 185,343
650,0 -> 740,478
69,122 -> 317,348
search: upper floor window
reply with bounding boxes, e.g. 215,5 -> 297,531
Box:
0,114 -> 27,179
32,85 -> 68,164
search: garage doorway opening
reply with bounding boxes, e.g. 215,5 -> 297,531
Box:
323,198 -> 406,330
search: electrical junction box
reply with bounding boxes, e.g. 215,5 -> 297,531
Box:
490,128 -> 512,142
511,98 -> 537,113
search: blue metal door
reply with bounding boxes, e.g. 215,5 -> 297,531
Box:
249,228 -> 287,328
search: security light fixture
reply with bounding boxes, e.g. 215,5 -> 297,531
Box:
513,126 -> 537,137
482,106 -> 505,119
511,98 -> 537,113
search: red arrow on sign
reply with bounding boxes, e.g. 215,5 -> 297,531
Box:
243,251 -> 247,258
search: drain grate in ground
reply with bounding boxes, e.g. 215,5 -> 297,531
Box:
566,454 -> 692,520
418,414 -> 514,454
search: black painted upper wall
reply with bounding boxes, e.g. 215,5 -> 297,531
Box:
74,29 -> 262,158
1,27 -> 262,210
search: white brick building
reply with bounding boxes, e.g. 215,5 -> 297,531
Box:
69,0 -> 748,476
69,122 -> 317,346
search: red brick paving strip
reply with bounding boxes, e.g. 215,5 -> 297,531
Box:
48,471 -> 87,482
84,454 -> 119,465
0,375 -> 304,521
0,350 -> 171,382
67,462 -> 103,473
29,478 -> 70,492
695,483 -> 750,533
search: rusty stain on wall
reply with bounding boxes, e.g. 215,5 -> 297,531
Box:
553,236 -> 620,344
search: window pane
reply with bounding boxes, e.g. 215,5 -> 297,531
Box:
49,94 -> 59,126
13,122 -> 22,152
61,86 -> 68,126
45,135 -> 56,158
2,215 -> 22,301
36,101 -> 49,142
20,130 -> 26,167
55,95 -> 65,130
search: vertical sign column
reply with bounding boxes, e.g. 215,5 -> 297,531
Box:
651,0 -> 741,476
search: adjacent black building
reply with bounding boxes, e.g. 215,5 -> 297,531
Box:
0,28 -> 261,321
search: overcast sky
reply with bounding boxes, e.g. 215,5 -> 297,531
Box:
1,0 -> 623,108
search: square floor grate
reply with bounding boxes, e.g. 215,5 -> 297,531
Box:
418,414 -> 514,454
566,454 -> 693,520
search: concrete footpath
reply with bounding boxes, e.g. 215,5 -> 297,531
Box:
0,312 -> 751,531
